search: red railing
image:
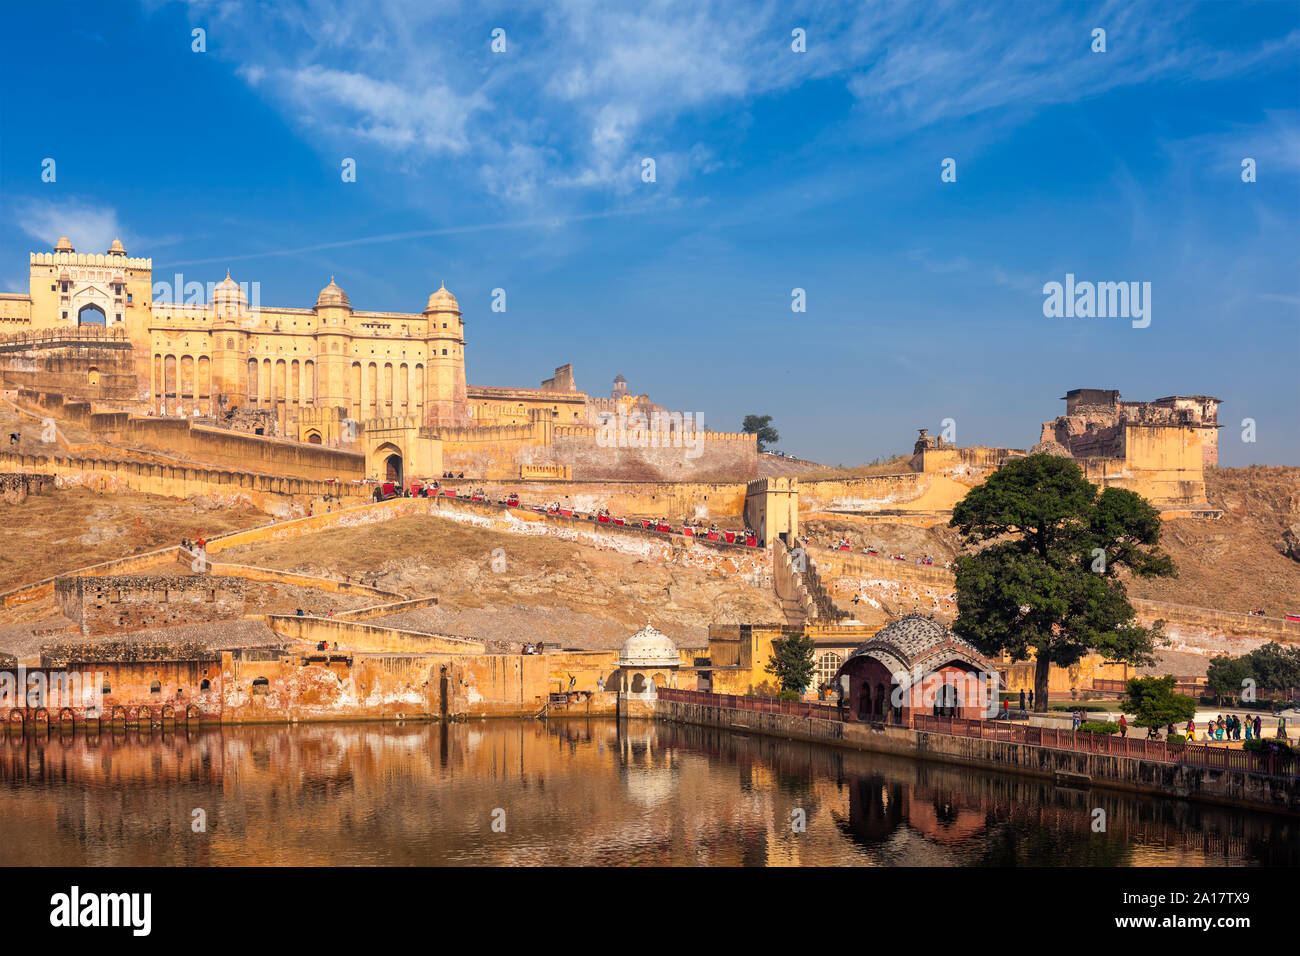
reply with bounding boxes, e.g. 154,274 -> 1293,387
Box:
912,714 -> 1298,778
658,687 -> 846,722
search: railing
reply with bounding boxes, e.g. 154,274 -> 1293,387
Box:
658,687 -> 846,722
912,714 -> 1298,778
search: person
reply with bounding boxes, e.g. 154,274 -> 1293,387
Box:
1071,710 -> 1080,731
1278,715 -> 1288,740
568,674 -> 576,690
1019,689 -> 1026,712
1254,714 -> 1262,740
1167,722 -> 1176,739
1118,713 -> 1128,738
1028,689 -> 1034,709
1186,719 -> 1195,741
596,675 -> 605,692
1245,717 -> 1253,741
296,608 -> 304,617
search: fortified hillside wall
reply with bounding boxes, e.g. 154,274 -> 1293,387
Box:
0,451 -> 363,506
0,329 -> 138,402
16,388 -> 365,481
55,574 -> 247,636
552,425 -> 758,481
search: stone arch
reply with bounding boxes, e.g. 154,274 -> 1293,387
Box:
58,707 -> 75,726
305,430 -> 323,445
7,710 -> 23,729
77,303 -> 106,326
87,366 -> 100,388
630,672 -> 648,694
185,704 -> 200,721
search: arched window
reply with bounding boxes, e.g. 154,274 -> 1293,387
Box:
251,677 -> 269,696
200,679 -> 211,691
149,680 -> 162,694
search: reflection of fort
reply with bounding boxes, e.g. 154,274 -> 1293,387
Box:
0,721 -> 1292,866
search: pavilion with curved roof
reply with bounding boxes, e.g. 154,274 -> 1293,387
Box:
834,613 -> 996,724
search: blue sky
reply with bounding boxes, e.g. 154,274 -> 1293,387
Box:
2,0 -> 1297,465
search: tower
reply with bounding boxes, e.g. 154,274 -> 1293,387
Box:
313,277 -> 353,411
210,272 -> 250,408
422,282 -> 469,427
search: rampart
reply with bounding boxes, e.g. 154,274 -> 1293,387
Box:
0,328 -> 137,401
55,574 -> 246,636
16,388 -> 365,481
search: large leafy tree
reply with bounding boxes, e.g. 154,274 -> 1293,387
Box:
742,414 -> 780,451
1122,676 -> 1197,730
764,631 -> 816,697
950,453 -> 1176,712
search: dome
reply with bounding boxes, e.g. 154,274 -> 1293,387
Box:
54,237 -> 74,253
107,237 -> 126,256
315,276 -> 351,310
211,271 -> 246,313
424,281 -> 460,313
619,623 -> 679,667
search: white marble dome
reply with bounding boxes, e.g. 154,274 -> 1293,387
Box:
619,623 -> 679,668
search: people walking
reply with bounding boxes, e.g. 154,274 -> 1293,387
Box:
1118,714 -> 1127,738
1254,714 -> 1262,739
1028,689 -> 1034,709
1019,689 -> 1026,713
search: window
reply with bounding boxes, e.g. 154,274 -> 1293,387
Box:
251,677 -> 270,695
442,349 -> 447,355
200,679 -> 211,691
150,680 -> 162,694
102,681 -> 111,694
815,652 -> 843,689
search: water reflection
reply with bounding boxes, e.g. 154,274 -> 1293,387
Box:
0,720 -> 1292,866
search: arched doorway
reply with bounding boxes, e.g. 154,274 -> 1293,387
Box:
384,453 -> 403,485
77,304 -> 106,327
305,431 -> 323,445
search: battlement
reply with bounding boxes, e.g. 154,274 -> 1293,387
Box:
0,326 -> 130,348
31,251 -> 152,271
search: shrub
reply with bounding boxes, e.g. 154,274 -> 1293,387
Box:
1243,738 -> 1294,758
777,689 -> 802,702
1078,720 -> 1120,735
1165,733 -> 1187,745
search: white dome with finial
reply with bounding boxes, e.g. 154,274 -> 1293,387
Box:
619,623 -> 679,667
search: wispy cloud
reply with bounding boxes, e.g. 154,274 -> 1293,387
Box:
14,198 -> 132,255
164,0 -> 1299,212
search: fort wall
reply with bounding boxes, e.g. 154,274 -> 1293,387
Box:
55,574 -> 246,636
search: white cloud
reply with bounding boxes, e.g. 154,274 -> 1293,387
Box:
15,198 -> 133,256
167,0 -> 1299,207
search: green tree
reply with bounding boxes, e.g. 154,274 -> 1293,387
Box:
1247,642 -> 1300,696
764,631 -> 816,696
1206,654 -> 1254,704
742,414 -> 780,451
1121,675 -> 1197,730
950,453 -> 1176,712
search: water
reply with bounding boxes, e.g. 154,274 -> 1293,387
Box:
0,719 -> 1294,866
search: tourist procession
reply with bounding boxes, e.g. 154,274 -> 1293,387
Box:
0,0 -> 1296,941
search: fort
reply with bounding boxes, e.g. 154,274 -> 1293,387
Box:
0,235 -> 1292,776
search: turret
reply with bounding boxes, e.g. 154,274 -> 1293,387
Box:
313,277 -> 354,408
422,282 -> 469,426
